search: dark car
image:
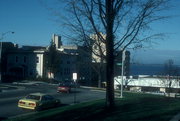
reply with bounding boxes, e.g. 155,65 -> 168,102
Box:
57,83 -> 71,93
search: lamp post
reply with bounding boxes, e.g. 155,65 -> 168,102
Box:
120,49 -> 126,98
0,31 -> 14,82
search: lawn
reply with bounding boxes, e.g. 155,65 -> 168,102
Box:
6,92 -> 180,121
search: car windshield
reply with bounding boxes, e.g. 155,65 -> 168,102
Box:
26,95 -> 41,100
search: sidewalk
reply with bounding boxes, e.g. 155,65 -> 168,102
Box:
170,113 -> 180,121
0,84 -> 25,92
12,81 -> 48,86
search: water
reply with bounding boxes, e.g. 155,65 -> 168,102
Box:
130,64 -> 180,75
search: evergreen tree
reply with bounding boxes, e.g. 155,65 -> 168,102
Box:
46,41 -> 60,79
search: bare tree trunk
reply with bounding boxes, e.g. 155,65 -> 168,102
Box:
105,0 -> 115,108
98,71 -> 102,88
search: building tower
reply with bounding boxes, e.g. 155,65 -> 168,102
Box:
52,34 -> 62,49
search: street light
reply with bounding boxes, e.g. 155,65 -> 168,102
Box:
0,31 -> 15,82
120,49 -> 126,98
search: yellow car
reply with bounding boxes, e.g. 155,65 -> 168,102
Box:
18,93 -> 61,110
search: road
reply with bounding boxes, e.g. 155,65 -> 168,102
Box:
0,83 -> 105,119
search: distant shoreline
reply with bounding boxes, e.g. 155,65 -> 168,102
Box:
130,63 -> 180,75
131,63 -> 180,66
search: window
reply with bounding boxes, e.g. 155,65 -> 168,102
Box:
64,68 -> 70,75
67,68 -> 70,74
30,72 -> 33,76
45,95 -> 54,100
60,60 -> 63,64
36,56 -> 39,63
26,95 -> 40,101
67,61 -> 70,64
24,56 -> 27,63
41,95 -> 54,101
60,70 -> 63,75
64,68 -> 67,75
15,56 -> 18,63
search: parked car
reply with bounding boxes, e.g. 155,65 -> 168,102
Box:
59,81 -> 80,88
70,81 -> 80,88
18,93 -> 61,110
57,83 -> 71,93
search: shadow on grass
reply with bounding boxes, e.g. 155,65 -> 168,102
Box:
0,117 -> 7,121
36,104 -> 70,112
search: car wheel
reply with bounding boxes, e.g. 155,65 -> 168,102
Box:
55,102 -> 60,107
68,89 -> 71,93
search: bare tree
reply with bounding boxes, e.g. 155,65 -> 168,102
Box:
91,56 -> 106,88
160,59 -> 180,95
52,0 -> 170,108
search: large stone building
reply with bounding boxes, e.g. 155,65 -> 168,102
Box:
91,32 -> 106,63
0,42 -> 18,82
59,45 -> 92,85
0,34 -> 93,86
0,34 -> 130,87
5,45 -> 47,81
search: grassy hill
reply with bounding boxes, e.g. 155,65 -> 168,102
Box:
7,92 -> 180,121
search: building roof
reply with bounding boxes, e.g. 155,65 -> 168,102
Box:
21,46 -> 46,51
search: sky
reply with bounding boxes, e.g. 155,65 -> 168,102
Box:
131,49 -> 180,65
0,0 -> 60,46
0,0 -> 180,64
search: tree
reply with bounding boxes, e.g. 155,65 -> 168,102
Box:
55,0 -> 170,108
160,59 -> 180,94
90,33 -> 106,88
46,41 -> 60,79
78,43 -> 106,88
91,58 -> 106,88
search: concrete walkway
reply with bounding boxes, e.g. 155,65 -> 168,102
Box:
0,84 -> 25,92
170,113 -> 180,121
